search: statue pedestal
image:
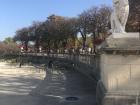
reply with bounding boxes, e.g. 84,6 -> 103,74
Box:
97,33 -> 140,105
112,32 -> 139,38
106,33 -> 140,49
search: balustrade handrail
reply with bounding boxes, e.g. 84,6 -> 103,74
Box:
21,52 -> 98,57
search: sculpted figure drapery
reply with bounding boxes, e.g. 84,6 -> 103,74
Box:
111,0 -> 129,33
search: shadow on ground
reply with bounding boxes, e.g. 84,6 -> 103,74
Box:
0,61 -> 97,105
30,61 -> 97,105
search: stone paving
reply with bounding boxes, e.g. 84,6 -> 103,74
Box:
0,62 -> 97,105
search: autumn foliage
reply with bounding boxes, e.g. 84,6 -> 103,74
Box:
0,42 -> 20,57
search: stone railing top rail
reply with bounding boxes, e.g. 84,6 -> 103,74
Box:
21,52 -> 97,57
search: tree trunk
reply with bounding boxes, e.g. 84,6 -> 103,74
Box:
93,32 -> 96,54
82,37 -> 86,50
47,41 -> 51,54
24,41 -> 28,52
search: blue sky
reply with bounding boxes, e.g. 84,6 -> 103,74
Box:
0,0 -> 112,41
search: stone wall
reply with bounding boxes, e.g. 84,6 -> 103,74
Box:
20,53 -> 100,81
51,54 -> 100,81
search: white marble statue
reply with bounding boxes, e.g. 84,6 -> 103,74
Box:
111,0 -> 129,33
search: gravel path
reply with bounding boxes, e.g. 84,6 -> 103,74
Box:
0,62 -> 45,105
0,62 -> 97,105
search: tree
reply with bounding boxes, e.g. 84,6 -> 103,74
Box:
66,18 -> 79,49
42,15 -> 78,52
3,37 -> 14,44
31,21 -> 43,52
14,28 -> 30,51
97,5 -> 112,39
87,6 -> 111,53
0,40 -> 19,56
87,7 -> 99,53
13,5 -> 112,54
127,0 -> 140,32
77,11 -> 90,49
